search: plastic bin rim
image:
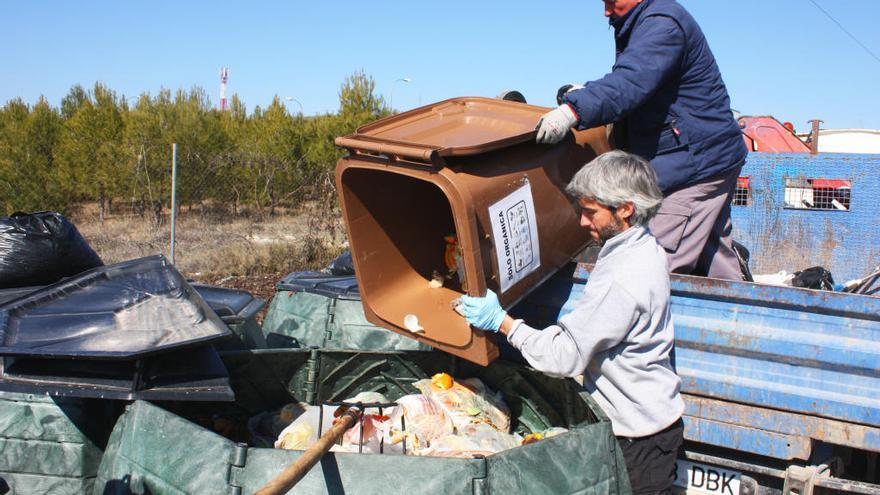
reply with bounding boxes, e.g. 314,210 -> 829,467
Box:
335,96 -> 550,163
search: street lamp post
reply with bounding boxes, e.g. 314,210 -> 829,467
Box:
390,77 -> 412,112
284,96 -> 303,116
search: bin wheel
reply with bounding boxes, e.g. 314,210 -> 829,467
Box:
496,90 -> 527,104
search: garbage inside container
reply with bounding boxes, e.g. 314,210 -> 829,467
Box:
413,374 -> 510,433
335,97 -> 611,365
93,349 -> 632,494
270,373 -> 517,458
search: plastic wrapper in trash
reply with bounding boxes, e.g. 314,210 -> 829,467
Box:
415,424 -> 522,458
522,426 -> 569,445
413,377 -> 510,432
385,394 -> 454,451
340,413 -> 406,454
0,211 -> 103,289
274,405 -> 338,450
343,391 -> 389,413
342,413 -> 383,451
249,403 -> 309,447
273,402 -> 402,454
338,391 -> 404,454
543,427 -> 568,438
752,271 -> 795,287
276,421 -> 316,450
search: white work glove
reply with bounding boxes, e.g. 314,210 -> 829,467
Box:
535,104 -> 579,144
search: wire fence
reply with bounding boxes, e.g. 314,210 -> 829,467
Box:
68,142 -> 346,279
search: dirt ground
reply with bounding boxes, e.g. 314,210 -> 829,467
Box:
70,201 -> 348,323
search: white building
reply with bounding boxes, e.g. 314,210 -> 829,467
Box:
798,129 -> 880,154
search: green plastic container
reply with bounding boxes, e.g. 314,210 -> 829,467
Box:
262,272 -> 430,352
0,391 -> 118,494
94,349 -> 631,494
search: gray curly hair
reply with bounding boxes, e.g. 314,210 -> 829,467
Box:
565,150 -> 664,225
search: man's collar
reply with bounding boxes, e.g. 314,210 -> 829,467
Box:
612,0 -> 654,37
597,225 -> 648,261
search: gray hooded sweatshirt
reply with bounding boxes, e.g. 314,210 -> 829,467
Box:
507,225 -> 684,437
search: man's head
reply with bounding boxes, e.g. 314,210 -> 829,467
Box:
603,0 -> 643,19
565,150 -> 663,244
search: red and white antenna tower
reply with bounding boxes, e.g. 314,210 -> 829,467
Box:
219,67 -> 229,111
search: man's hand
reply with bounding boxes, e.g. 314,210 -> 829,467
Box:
535,104 -> 578,144
458,289 -> 507,332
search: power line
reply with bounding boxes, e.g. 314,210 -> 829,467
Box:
805,0 -> 880,66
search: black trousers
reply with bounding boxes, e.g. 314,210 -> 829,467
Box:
616,418 -> 684,495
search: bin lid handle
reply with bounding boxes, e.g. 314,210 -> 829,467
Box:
334,136 -> 448,167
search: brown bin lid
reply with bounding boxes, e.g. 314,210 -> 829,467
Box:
335,97 -> 549,163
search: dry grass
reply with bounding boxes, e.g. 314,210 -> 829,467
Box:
72,200 -> 348,279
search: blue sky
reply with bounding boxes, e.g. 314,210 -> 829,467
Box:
5,1 -> 880,131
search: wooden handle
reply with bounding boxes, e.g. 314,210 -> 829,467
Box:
255,409 -> 360,495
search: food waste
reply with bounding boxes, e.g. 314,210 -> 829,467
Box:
428,234 -> 468,291
248,373 -> 567,458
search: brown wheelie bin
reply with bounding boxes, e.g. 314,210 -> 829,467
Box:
335,97 -> 610,365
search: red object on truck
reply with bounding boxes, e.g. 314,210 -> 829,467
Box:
739,116 -> 811,153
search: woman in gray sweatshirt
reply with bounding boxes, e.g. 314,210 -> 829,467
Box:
461,150 -> 684,494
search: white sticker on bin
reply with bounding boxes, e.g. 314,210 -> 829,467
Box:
488,182 -> 540,294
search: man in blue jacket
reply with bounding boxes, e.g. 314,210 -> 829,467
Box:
536,0 -> 748,280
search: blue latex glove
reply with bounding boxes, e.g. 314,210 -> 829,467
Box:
459,289 -> 506,332
535,104 -> 578,144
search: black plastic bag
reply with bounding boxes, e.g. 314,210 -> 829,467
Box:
731,240 -> 754,282
326,250 -> 355,276
792,266 -> 835,291
0,211 -> 103,289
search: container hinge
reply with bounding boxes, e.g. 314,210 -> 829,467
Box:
325,298 -> 337,344
471,454 -> 489,495
226,442 -> 248,495
304,347 -> 321,404
783,461 -> 833,495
